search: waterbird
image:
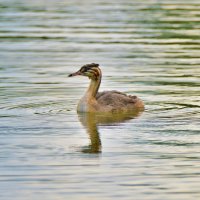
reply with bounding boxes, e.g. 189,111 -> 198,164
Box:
68,63 -> 144,113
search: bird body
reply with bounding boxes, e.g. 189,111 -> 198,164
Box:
69,63 -> 144,113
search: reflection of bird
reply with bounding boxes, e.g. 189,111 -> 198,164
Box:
78,111 -> 142,154
69,63 -> 144,113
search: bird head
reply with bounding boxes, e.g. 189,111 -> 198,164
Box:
68,63 -> 101,80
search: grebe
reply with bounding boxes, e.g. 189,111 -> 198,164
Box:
69,63 -> 144,113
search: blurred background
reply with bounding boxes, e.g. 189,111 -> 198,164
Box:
0,0 -> 200,199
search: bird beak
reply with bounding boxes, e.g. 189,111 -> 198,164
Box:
68,70 -> 82,77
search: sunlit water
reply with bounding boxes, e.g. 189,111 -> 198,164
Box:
1,0 -> 200,199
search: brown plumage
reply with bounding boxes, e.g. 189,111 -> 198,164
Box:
69,63 -> 144,113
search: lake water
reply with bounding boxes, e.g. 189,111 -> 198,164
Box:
1,0 -> 200,199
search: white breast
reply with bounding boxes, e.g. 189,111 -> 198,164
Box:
77,98 -> 88,112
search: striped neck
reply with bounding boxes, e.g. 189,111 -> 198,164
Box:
86,73 -> 101,98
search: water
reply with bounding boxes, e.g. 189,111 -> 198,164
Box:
1,0 -> 200,199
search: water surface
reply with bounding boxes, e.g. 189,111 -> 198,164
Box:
1,0 -> 200,199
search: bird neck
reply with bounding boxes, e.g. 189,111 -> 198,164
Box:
85,76 -> 101,99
